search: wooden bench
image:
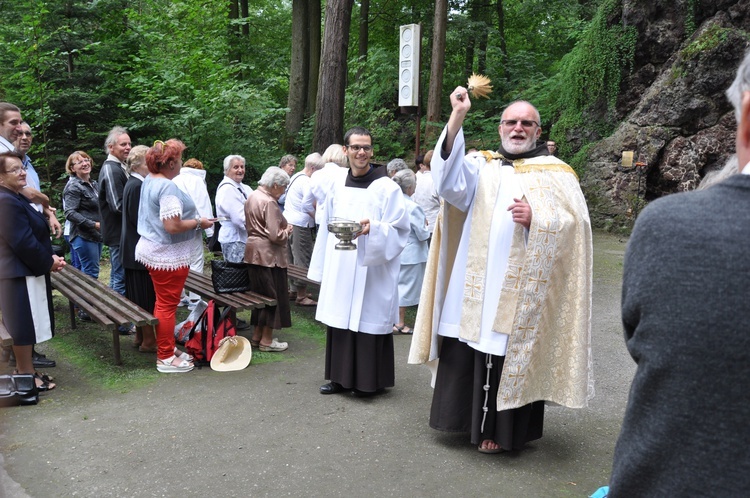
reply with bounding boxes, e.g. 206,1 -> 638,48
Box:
287,264 -> 320,290
50,265 -> 158,365
182,270 -> 277,324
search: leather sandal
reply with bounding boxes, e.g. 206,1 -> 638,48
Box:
34,372 -> 56,391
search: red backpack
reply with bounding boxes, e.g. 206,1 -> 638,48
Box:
185,300 -> 237,364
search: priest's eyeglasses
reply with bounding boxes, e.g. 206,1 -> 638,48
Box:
501,119 -> 539,129
347,145 -> 373,153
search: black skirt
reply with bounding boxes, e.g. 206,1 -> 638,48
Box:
248,265 -> 291,329
430,337 -> 544,450
124,268 -> 156,313
324,326 -> 395,392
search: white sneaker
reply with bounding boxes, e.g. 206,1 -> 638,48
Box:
178,297 -> 190,308
187,300 -> 200,311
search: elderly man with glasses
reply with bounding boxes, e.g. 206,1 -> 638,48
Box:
409,93 -> 593,455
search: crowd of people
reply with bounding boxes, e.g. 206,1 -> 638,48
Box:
3,48 -> 749,495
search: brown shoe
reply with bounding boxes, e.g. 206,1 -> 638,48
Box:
296,296 -> 317,306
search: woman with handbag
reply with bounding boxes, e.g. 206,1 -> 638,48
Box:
245,166 -> 293,352
0,151 -> 66,391
135,139 -> 213,373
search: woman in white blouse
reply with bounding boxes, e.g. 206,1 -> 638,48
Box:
215,155 -> 253,263
135,139 -> 213,373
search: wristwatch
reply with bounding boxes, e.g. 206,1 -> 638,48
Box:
195,215 -> 202,231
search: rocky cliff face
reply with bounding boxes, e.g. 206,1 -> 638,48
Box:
580,0 -> 750,230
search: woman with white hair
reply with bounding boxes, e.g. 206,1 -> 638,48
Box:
391,169 -> 429,334
386,158 -> 409,177
215,155 -> 253,263
245,166 -> 293,352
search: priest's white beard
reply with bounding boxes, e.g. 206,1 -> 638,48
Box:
501,133 -> 536,154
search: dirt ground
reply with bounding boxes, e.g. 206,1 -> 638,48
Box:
0,231 -> 633,498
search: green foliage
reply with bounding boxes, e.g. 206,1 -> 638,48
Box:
685,0 -> 697,36
681,23 -> 735,60
537,0 -> 637,159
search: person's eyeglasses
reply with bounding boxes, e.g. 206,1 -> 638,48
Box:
347,144 -> 373,153
501,119 -> 539,128
73,159 -> 91,166
4,166 -> 27,175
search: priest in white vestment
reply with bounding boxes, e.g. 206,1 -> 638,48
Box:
308,127 -> 410,396
408,91 -> 594,453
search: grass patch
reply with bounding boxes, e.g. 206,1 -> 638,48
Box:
49,295 -> 160,392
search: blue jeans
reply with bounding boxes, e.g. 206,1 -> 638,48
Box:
108,244 -> 126,296
70,236 -> 102,279
64,235 -> 81,270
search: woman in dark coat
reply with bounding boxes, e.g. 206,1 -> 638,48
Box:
121,145 -> 157,352
0,151 -> 66,391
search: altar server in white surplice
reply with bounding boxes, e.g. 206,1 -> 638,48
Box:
409,92 -> 594,454
308,127 -> 409,397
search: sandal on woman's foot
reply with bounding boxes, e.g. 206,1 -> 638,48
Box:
35,371 -> 55,383
259,338 -> 288,352
34,372 -> 56,391
392,324 -> 406,335
174,347 -> 193,362
250,339 -> 260,348
478,440 -> 503,454
156,355 -> 194,373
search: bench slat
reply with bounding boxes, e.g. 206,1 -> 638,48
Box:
49,265 -> 159,364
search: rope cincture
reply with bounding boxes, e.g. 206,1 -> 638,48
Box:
480,353 -> 493,433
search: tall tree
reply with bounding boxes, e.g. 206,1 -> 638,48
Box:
425,0 -> 448,144
284,0 -> 310,151
496,0 -> 508,80
356,0 -> 370,81
313,0 -> 354,152
306,0 -> 322,118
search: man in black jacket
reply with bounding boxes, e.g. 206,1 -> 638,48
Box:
98,126 -> 131,298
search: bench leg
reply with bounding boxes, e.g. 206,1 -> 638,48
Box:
68,300 -> 77,329
112,326 -> 122,365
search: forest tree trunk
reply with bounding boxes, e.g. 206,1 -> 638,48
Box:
356,0 -> 370,81
313,0 -> 354,152
496,0 -> 507,80
284,0 -> 310,152
306,0 -> 322,118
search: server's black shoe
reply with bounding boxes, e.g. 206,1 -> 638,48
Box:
319,382 -> 345,395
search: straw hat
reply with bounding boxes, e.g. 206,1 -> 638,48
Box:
210,336 -> 252,371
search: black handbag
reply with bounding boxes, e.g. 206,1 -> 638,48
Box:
0,374 -> 39,407
210,259 -> 251,294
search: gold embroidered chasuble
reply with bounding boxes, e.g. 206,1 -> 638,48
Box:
408,151 -> 594,411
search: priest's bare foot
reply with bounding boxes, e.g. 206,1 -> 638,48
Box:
478,439 -> 502,454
